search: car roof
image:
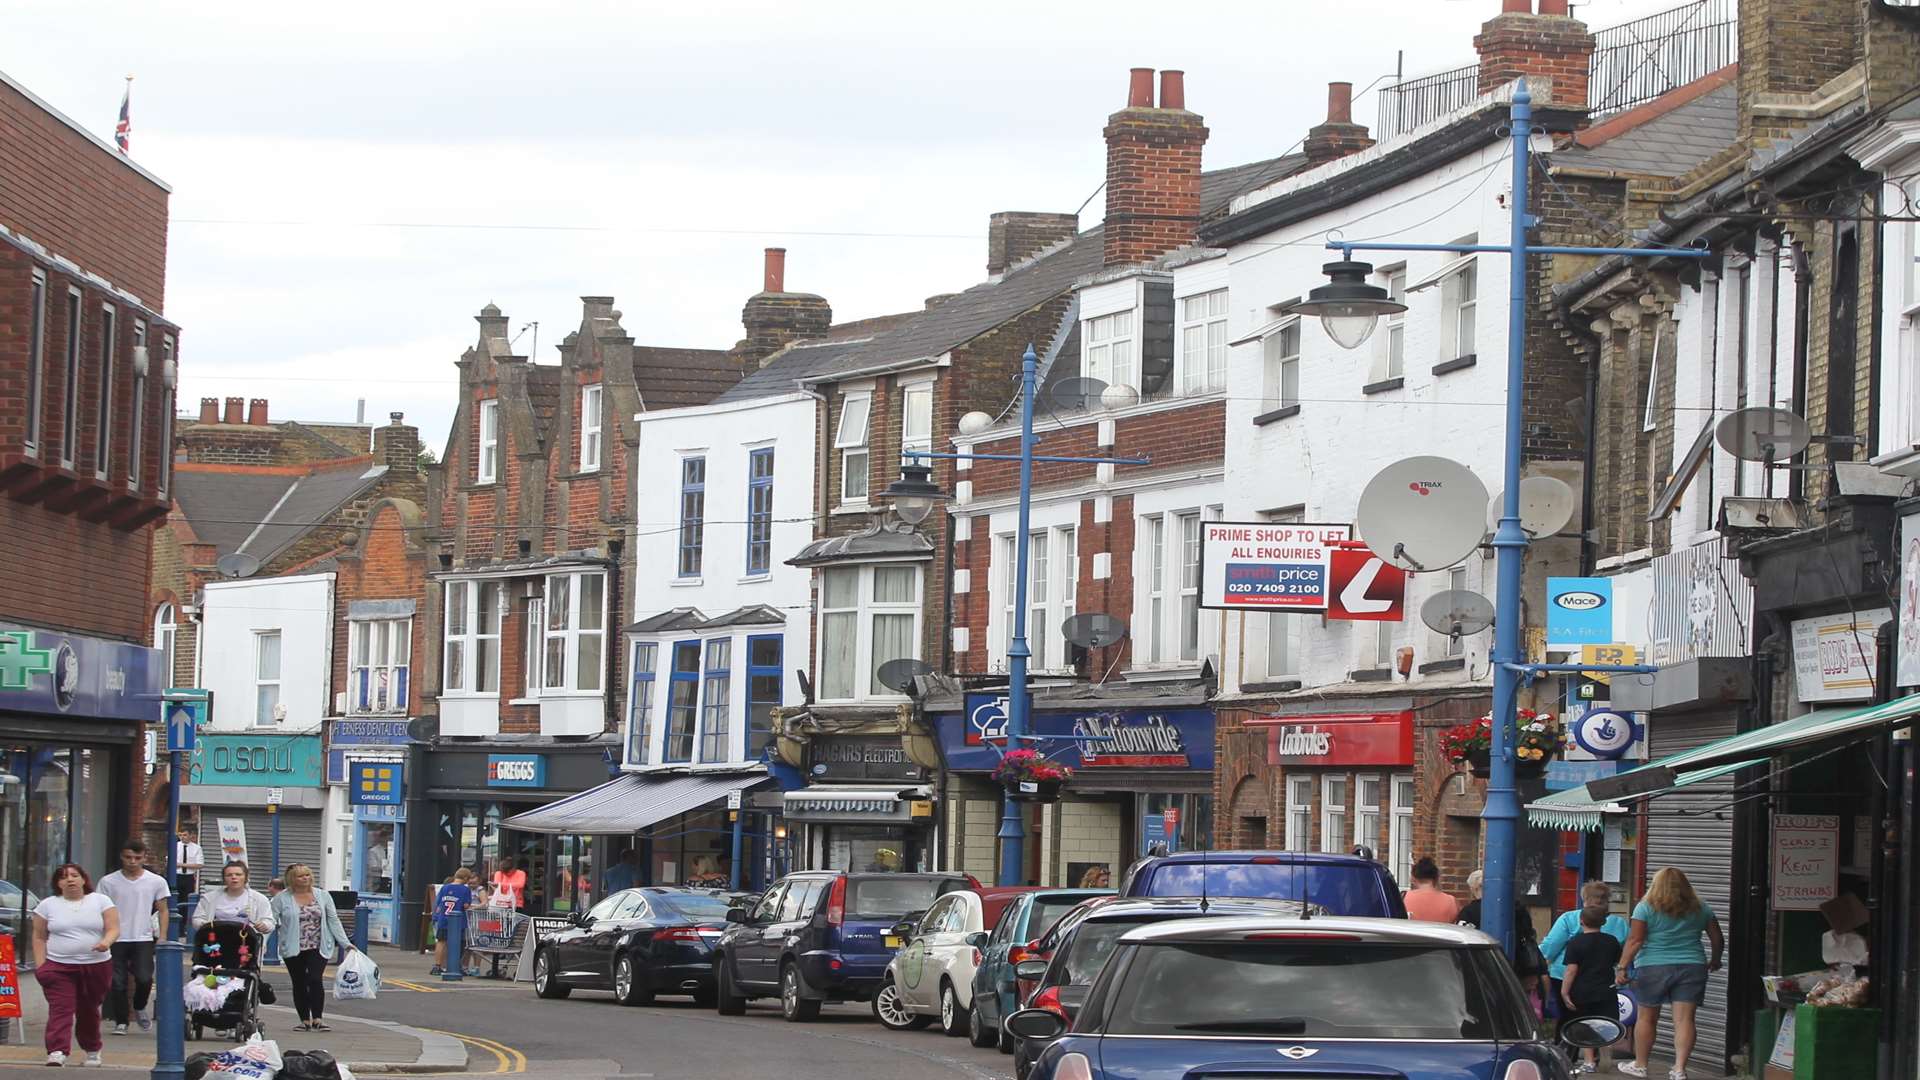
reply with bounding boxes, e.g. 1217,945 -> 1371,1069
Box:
1141,850 -> 1384,866
975,886 -> 1041,899
1119,915 -> 1495,947
1079,897 -> 1321,922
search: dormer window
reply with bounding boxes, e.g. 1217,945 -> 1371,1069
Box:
1084,310 -> 1137,393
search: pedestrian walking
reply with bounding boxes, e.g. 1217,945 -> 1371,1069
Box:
1561,904 -> 1625,1073
194,862 -> 275,933
602,849 -> 640,895
96,840 -> 171,1036
31,864 -> 119,1067
1459,869 -> 1549,1010
1615,867 -> 1724,1080
432,869 -> 475,975
269,864 -> 351,1032
175,825 -> 205,901
1542,881 -> 1629,1020
1402,857 -> 1461,922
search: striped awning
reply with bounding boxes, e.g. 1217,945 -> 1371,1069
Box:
504,771 -> 765,835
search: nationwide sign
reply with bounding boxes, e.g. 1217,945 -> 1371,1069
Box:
1249,711 -> 1415,767
1200,522 -> 1353,613
940,695 -> 1215,772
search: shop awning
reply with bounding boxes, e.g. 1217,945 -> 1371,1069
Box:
782,786 -> 931,823
1525,759 -> 1761,831
504,772 -> 765,835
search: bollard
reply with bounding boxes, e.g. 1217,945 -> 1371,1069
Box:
263,927 -> 281,966
151,938 -> 187,1080
440,912 -> 464,982
351,905 -> 370,953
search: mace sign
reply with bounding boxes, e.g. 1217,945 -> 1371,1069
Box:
1252,711 -> 1415,767
1200,522 -> 1353,613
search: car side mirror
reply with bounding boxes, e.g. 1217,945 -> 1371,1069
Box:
725,907 -> 748,924
966,931 -> 990,950
566,910 -> 586,927
1014,959 -> 1049,980
1004,1008 -> 1067,1042
1559,1016 -> 1625,1050
891,919 -> 917,939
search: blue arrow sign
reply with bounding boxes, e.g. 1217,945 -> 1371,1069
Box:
166,705 -> 199,754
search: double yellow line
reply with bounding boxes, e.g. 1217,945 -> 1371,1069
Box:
421,1028 -> 527,1073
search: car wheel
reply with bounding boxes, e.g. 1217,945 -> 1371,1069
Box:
871,977 -> 931,1031
533,949 -> 571,1000
967,998 -> 997,1048
714,957 -> 747,1016
938,981 -> 969,1037
997,1017 -> 1016,1054
1014,1043 -> 1033,1080
613,954 -> 655,1007
780,962 -> 822,1022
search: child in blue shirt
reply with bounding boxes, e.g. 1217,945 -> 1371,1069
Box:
432,868 -> 475,975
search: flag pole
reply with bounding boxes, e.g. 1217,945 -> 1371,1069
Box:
116,74 -> 132,154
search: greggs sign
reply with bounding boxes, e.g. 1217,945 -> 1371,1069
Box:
1252,711 -> 1414,767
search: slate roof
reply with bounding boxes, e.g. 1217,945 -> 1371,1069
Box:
1200,153 -> 1307,219
172,457 -> 387,566
1558,80 -> 1738,177
633,346 -> 741,410
710,315 -> 919,406
786,528 -> 934,567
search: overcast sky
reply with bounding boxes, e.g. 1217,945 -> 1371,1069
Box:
11,0 -> 1684,454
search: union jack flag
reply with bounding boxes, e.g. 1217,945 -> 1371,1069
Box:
114,82 -> 130,153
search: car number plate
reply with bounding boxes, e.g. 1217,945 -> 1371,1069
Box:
884,935 -> 902,948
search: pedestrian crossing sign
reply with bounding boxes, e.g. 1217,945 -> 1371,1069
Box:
350,761 -> 404,805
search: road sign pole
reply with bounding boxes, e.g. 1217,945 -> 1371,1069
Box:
153,745 -> 186,1080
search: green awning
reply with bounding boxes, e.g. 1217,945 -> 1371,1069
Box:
1527,691 -> 1920,831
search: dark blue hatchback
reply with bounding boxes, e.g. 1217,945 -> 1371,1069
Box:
1121,850 -> 1408,917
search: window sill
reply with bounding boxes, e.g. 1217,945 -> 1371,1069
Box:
738,573 -> 772,585
1347,668 -> 1395,682
561,467 -> 601,480
1361,377 -> 1405,396
438,692 -> 500,700
671,577 -> 704,587
1124,666 -> 1206,683
1242,679 -> 1302,694
1253,404 -> 1301,426
461,480 -> 500,492
1418,657 -> 1466,674
1432,354 -> 1477,376
539,690 -> 606,700
508,698 -> 540,707
830,503 -> 873,518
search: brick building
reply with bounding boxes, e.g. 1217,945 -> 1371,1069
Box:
0,67 -> 177,895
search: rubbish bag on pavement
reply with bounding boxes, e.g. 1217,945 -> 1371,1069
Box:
282,1049 -> 343,1080
333,948 -> 380,1001
191,1035 -> 282,1080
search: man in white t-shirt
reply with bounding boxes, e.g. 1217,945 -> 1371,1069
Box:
96,840 -> 171,1035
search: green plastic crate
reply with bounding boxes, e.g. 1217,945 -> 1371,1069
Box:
1793,1004 -> 1881,1079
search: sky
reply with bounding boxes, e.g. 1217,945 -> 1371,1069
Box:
9,0 -> 1687,455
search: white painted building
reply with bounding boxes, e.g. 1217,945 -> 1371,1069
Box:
198,573 -> 333,732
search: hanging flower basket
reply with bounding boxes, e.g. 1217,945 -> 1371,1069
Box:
1445,709 -> 1561,779
993,749 -> 1071,802
1464,748 -> 1548,780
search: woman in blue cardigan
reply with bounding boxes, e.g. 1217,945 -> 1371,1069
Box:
268,865 -> 352,1031
1541,880 -> 1630,1018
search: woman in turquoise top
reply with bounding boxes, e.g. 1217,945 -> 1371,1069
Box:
1614,868 -> 1723,1080
1540,880 -> 1630,1011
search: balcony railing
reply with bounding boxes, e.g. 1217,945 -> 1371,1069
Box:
1376,0 -> 1739,139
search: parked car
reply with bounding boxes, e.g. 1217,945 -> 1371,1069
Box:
967,888 -> 1109,1050
1120,849 -> 1407,917
712,870 -> 977,1021
872,886 -> 1034,1035
1006,915 -> 1621,1080
532,886 -> 735,1005
1009,897 -> 1316,1080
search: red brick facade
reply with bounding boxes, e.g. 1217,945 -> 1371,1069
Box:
1473,5 -> 1596,108
1102,87 -> 1209,268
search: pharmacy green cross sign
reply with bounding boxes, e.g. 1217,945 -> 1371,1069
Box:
0,631 -> 54,690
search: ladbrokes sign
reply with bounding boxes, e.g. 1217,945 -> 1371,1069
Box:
1252,711 -> 1414,767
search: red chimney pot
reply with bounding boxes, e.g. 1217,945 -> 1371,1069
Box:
1126,67 -> 1154,108
763,247 -> 786,294
248,398 -> 269,426
1159,70 -> 1186,111
198,398 -> 219,424
1326,82 -> 1354,124
1538,0 -> 1569,13
223,397 -> 243,425
1501,0 -> 1530,11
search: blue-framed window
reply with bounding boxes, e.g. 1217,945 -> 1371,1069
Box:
678,456 -> 706,577
665,640 -> 700,763
746,448 -> 775,575
746,635 -> 782,760
700,639 -> 733,762
627,642 -> 657,766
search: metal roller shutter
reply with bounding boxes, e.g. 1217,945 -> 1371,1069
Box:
1644,710 -> 1740,1073
197,809 -> 325,890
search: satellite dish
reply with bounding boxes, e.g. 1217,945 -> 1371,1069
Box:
1061,612 -> 1128,649
1420,589 -> 1495,638
875,658 -> 934,694
1052,377 -> 1109,413
1485,475 -> 1577,539
1716,407 -> 1811,463
406,716 -> 439,742
215,552 -> 261,579
1356,457 -> 1490,572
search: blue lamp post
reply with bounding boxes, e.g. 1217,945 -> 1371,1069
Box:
1285,80 -> 1691,954
885,345 -> 1148,886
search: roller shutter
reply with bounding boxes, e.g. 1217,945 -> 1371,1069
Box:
197,809 -> 325,890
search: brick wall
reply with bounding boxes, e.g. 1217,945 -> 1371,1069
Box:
1103,107 -> 1208,267
0,495 -> 152,640
1473,9 -> 1595,109
327,499 -> 431,717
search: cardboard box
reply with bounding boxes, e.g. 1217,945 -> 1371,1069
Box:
1820,893 -> 1868,934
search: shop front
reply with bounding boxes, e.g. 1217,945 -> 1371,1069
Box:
931,691 -> 1215,888
324,718 -> 414,943
0,622 -> 156,938
182,732 -> 327,890
783,733 -> 933,872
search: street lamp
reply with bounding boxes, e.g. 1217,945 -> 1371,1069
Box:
1281,79 -> 1690,958
882,462 -> 947,526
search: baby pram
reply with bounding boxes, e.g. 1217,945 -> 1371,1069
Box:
187,922 -> 266,1042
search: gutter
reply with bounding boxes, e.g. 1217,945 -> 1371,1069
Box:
801,353 -> 946,388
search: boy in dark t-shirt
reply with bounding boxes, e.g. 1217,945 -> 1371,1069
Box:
1560,904 -> 1625,1073
432,868 -> 475,975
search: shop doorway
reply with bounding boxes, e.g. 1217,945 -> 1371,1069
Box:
1,745 -> 124,952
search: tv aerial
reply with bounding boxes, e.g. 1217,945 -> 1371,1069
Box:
875,658 -> 934,694
1420,589 -> 1495,644
1061,612 -> 1129,649
1356,456 -> 1490,572
1485,475 -> 1577,539
1051,377 -> 1110,413
215,552 -> 261,579
1715,407 -> 1811,466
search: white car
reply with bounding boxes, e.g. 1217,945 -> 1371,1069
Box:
873,887 -> 1029,1036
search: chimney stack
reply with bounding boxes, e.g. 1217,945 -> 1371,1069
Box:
737,249 -> 831,366
763,248 -> 787,294
987,212 -> 1079,277
247,398 -> 269,426
372,412 -> 421,475
1303,82 -> 1376,166
223,397 -> 244,424
199,398 -> 219,424
1103,67 -> 1209,268
1474,0 -> 1595,109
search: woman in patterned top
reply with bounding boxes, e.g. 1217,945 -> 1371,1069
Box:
268,864 -> 351,1031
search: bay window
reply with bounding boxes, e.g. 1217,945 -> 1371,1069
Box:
349,618 -> 410,714
700,639 -> 732,761
544,572 -> 606,693
746,635 -> 781,759
817,563 -> 922,701
443,580 -> 502,694
665,641 -> 700,763
628,642 -> 657,766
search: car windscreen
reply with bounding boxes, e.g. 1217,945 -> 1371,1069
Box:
1102,942 -> 1533,1040
1028,899 -> 1087,941
846,877 -> 962,918
653,892 -> 734,920
1137,863 -> 1384,915
1060,917 -> 1160,986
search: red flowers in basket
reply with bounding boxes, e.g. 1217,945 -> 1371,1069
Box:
991,748 -> 1073,785
1441,709 -> 1561,765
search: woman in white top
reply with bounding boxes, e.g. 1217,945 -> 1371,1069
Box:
32,863 -> 120,1067
193,862 -> 275,934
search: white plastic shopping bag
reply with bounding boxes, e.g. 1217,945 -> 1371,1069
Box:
333,948 -> 380,1001
203,1035 -> 282,1080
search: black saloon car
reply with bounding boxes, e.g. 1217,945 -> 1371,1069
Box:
533,886 -> 735,1005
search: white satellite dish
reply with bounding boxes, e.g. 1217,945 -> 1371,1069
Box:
1485,475 -> 1577,539
1716,407 -> 1811,464
1420,589 -> 1496,639
1356,456 -> 1490,572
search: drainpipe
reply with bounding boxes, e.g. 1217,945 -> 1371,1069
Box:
1554,289 -> 1604,573
1789,243 -> 1811,503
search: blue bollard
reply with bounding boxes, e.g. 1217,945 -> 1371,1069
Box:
440,913 -> 464,982
351,905 -> 369,953
264,927 -> 281,966
152,938 -> 187,1080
